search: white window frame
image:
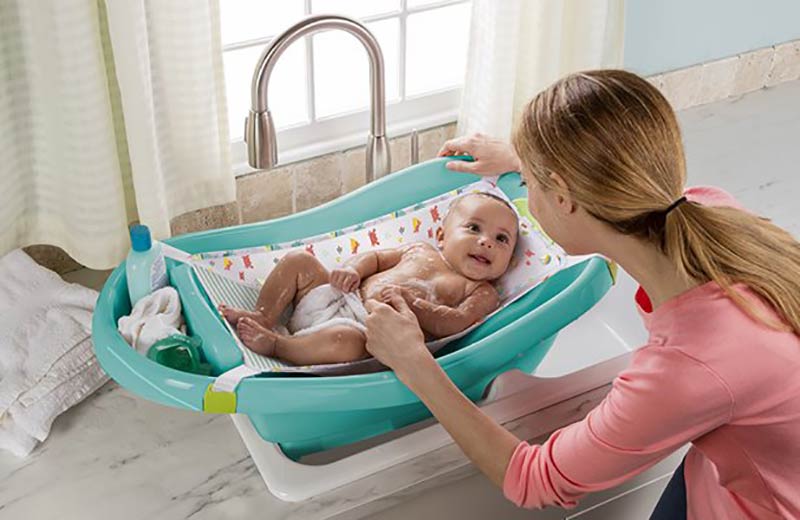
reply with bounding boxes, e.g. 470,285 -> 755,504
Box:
223,0 -> 471,176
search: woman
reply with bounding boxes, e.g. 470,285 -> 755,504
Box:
363,70 -> 800,519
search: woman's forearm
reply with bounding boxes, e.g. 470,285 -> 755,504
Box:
398,352 -> 521,488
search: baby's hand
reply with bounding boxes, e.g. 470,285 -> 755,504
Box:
331,266 -> 361,293
378,285 -> 417,306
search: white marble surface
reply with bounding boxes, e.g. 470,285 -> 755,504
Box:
1,79 -> 799,520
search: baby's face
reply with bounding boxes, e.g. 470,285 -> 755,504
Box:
439,195 -> 519,281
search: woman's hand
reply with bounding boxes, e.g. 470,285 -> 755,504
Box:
437,133 -> 521,175
365,287 -> 430,382
330,266 -> 361,293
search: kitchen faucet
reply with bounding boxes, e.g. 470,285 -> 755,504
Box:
245,14 -> 391,181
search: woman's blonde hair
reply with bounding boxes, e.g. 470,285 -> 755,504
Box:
512,69 -> 800,335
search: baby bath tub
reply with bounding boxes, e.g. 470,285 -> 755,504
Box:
92,158 -> 615,460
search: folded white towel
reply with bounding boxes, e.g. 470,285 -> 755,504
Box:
117,286 -> 183,353
0,337 -> 107,457
0,249 -> 109,457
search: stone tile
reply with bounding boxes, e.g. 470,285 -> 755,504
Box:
170,201 -> 240,235
732,46 -> 774,95
62,268 -> 113,291
660,66 -> 703,111
295,154 -> 342,212
766,40 -> 800,87
442,123 -> 456,141
696,56 -> 738,105
341,147 -> 367,194
23,244 -> 83,274
389,134 -> 411,172
418,126 -> 448,162
647,73 -> 665,95
236,165 -> 294,223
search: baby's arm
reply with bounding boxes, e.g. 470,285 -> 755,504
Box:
348,248 -> 405,276
331,248 -> 405,292
408,283 -> 500,338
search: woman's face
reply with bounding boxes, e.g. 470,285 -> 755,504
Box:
522,167 -> 593,256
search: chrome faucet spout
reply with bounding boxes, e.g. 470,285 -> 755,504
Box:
245,14 -> 391,181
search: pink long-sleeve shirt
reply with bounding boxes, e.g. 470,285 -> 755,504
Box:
503,189 -> 800,519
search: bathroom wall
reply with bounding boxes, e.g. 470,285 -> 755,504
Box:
624,0 -> 800,75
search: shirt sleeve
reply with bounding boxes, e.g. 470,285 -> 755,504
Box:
503,346 -> 734,509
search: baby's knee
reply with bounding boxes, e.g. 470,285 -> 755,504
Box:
282,250 -> 323,271
283,249 -> 315,263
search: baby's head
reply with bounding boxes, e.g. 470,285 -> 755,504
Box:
438,193 -> 519,281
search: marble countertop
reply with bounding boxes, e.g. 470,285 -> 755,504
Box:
0,379 -> 272,519
0,357 -> 621,520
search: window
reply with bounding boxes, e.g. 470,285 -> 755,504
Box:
220,0 -> 472,174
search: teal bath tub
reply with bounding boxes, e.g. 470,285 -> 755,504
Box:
92,158 -> 614,459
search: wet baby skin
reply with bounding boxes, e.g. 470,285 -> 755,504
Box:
219,193 -> 519,365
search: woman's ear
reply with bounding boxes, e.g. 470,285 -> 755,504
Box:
548,172 -> 577,214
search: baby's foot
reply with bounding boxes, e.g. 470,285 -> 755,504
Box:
219,303 -> 265,327
237,317 -> 278,357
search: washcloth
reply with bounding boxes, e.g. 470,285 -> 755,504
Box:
287,284 -> 367,336
117,286 -> 183,353
0,249 -> 108,457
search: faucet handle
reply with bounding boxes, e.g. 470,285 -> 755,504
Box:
246,110 -> 279,169
410,129 -> 419,165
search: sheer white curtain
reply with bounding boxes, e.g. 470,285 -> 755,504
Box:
0,0 -> 235,270
104,0 -> 234,242
457,0 -> 626,140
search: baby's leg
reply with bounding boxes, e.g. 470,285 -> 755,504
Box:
237,317 -> 367,365
221,251 -> 329,328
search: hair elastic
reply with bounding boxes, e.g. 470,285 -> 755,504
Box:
664,196 -> 688,215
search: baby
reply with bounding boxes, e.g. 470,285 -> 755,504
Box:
219,192 -> 519,366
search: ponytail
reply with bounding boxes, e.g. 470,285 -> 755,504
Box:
513,69 -> 800,335
664,201 -> 800,334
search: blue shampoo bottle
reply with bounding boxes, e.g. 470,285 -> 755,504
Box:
126,225 -> 168,307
